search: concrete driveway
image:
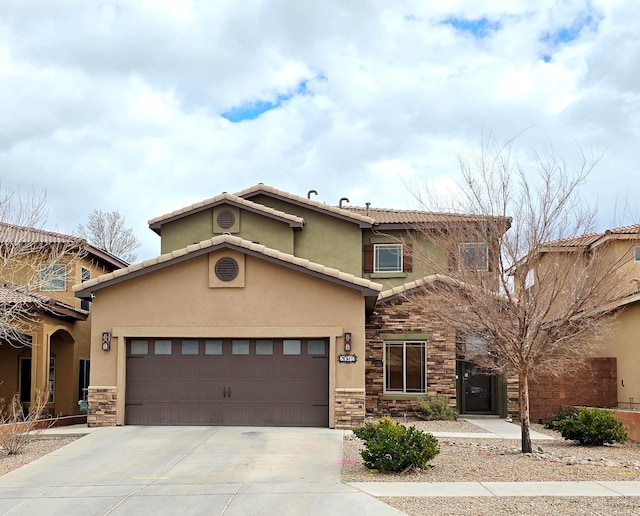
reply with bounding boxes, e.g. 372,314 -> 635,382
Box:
0,426 -> 401,515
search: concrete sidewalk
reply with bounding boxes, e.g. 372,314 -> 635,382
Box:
350,480 -> 640,497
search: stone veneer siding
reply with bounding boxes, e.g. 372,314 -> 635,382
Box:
87,386 -> 117,427
365,295 -> 458,417
334,388 -> 366,429
366,293 -> 520,419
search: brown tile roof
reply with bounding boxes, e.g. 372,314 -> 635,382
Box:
0,283 -> 88,321
0,223 -> 128,269
74,234 -> 383,298
378,274 -> 471,302
148,192 -> 305,233
236,184 -> 376,226
0,222 -> 84,245
542,224 -> 640,250
343,207 -> 509,226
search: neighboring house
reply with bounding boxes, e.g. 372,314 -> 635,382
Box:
74,184 -> 513,429
0,224 -> 127,417
521,224 -> 640,422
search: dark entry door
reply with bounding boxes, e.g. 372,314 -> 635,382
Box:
457,360 -> 496,414
125,338 -> 329,427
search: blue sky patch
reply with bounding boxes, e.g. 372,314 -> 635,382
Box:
221,80 -> 311,123
541,13 -> 601,46
445,17 -> 500,38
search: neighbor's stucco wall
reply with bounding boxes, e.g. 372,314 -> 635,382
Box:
595,303 -> 640,408
87,250 -> 367,426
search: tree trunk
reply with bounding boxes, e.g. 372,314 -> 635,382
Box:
519,371 -> 532,453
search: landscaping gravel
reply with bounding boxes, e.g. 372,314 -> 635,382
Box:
0,437 -> 77,477
343,419 -> 640,515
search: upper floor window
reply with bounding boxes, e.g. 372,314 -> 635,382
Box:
81,266 -> 91,282
40,264 -> 67,291
460,243 -> 488,271
364,243 -> 413,274
635,247 -> 640,261
375,243 -> 403,272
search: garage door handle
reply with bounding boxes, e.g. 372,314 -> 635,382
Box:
223,386 -> 227,398
228,386 -> 231,398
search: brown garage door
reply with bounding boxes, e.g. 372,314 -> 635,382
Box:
125,338 -> 329,426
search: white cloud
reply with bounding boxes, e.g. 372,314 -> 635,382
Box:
0,0 -> 637,260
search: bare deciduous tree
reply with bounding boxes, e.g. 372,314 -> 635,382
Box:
0,187 -> 85,347
75,209 -> 140,263
412,136 -> 626,453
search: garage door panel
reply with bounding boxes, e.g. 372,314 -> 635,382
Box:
126,338 -> 329,427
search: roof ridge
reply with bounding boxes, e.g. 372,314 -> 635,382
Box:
148,191 -> 305,228
234,184 -> 376,225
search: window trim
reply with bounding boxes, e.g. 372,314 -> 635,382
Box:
383,340 -> 426,394
81,266 -> 91,283
374,243 -> 403,273
635,246 -> 640,262
460,242 -> 489,272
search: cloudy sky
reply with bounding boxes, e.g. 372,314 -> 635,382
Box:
1,0 -> 638,261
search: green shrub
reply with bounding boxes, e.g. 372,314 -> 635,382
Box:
545,406 -> 579,430
415,397 -> 458,421
555,407 -> 627,446
353,416 -> 440,472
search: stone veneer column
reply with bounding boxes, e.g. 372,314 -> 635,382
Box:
334,388 -> 366,429
87,386 -> 117,427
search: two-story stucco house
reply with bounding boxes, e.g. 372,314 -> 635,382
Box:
0,224 -> 127,417
75,185 -> 515,428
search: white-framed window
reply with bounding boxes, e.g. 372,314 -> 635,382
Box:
384,340 -> 426,394
374,243 -> 403,273
40,264 -> 67,291
81,266 -> 91,282
635,247 -> 640,262
460,242 -> 489,271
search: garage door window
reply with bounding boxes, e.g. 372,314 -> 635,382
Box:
232,339 -> 250,355
155,340 -> 172,355
307,340 -> 326,355
130,340 -> 149,355
283,339 -> 301,355
256,340 -> 273,355
205,339 -> 222,355
181,340 -> 199,355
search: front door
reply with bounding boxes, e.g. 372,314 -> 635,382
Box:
457,360 -> 496,414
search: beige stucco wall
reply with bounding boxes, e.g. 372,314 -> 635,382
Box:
87,249 -> 367,427
595,303 -> 640,408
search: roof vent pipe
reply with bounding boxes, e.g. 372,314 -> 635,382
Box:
307,190 -> 318,199
339,197 -> 349,208
365,202 -> 371,216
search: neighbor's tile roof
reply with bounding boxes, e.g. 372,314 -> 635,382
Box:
0,222 -> 128,269
74,234 -> 383,296
542,224 -> 640,250
0,222 -> 84,244
0,283 -> 88,319
148,192 -> 305,230
235,184 -> 376,225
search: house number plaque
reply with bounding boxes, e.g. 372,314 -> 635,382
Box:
338,354 -> 357,363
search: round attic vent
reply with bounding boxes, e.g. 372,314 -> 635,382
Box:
217,210 -> 235,229
215,257 -> 239,282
